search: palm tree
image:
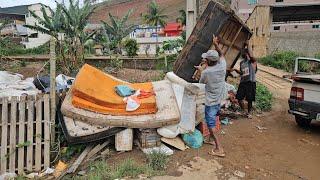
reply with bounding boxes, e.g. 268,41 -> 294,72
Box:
176,10 -> 186,26
142,0 -> 168,53
24,0 -> 96,74
101,10 -> 136,54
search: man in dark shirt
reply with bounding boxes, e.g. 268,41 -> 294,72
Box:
231,45 -> 257,118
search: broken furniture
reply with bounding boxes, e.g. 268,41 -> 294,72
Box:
174,1 -> 252,82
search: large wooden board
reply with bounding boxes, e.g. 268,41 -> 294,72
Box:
174,1 -> 252,82
61,80 -> 180,128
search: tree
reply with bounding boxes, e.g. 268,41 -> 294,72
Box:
142,0 -> 168,53
101,10 -> 136,54
176,10 -> 186,26
24,0 -> 96,74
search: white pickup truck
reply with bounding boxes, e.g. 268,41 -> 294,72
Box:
288,57 -> 320,128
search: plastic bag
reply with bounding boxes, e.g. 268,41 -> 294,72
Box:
182,129 -> 203,149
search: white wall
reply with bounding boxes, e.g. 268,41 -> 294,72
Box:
23,4 -> 51,48
134,36 -> 181,55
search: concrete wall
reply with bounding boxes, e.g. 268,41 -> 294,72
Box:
231,0 -> 320,21
268,31 -> 320,57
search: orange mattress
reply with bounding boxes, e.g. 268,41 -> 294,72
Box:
72,64 -> 157,115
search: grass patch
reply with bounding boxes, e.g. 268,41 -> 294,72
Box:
256,83 -> 273,112
69,157 -> 167,180
259,51 -> 299,72
147,151 -> 169,171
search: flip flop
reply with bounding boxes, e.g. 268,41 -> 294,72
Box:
204,140 -> 216,146
208,149 -> 225,157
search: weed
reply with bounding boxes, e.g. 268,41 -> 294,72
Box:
69,158 -> 165,180
147,151 -> 169,171
259,51 -> 299,72
256,83 -> 273,111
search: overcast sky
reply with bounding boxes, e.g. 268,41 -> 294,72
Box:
0,0 -> 82,8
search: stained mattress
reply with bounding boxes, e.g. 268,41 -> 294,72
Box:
61,80 -> 180,128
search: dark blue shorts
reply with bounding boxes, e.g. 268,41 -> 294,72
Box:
205,104 -> 220,128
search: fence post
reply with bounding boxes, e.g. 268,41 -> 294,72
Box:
50,38 -> 56,146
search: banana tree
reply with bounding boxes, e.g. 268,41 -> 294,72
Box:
101,10 -> 136,54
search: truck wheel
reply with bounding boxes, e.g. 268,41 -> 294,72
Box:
295,116 -> 311,128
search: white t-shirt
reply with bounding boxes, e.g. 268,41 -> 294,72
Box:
199,57 -> 227,106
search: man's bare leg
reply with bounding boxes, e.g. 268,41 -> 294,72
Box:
209,128 -> 224,154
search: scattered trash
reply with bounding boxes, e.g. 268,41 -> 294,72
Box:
25,172 -> 38,179
220,130 -> 226,135
234,170 -> 246,178
161,137 -> 189,151
137,129 -> 161,148
84,140 -> 111,163
256,125 -> 268,130
142,144 -> 174,156
182,129 -> 203,149
53,160 -> 68,178
245,165 -> 250,169
0,172 -> 17,179
221,118 -> 230,125
43,167 -> 55,175
77,170 -> 86,176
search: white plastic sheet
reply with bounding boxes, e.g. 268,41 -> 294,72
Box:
0,71 -> 40,99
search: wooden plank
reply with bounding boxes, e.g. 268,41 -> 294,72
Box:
66,145 -> 93,174
35,95 -> 42,171
225,26 -> 243,55
50,38 -> 56,146
18,96 -> 26,174
85,140 -> 110,162
9,97 -> 17,173
1,97 -> 8,174
26,96 -> 34,171
43,94 -> 50,168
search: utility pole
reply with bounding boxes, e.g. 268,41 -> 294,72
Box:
186,0 -> 197,40
49,38 -> 56,146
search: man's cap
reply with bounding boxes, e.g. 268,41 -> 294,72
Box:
201,50 -> 219,62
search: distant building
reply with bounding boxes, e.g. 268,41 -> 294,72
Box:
0,3 -> 51,48
129,23 -> 183,55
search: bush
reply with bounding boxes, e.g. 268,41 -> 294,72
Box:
0,38 -> 49,56
156,54 -> 178,72
259,51 -> 299,72
256,83 -> 273,111
123,38 -> 139,57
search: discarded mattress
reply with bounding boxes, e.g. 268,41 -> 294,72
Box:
72,64 -> 157,115
61,80 -> 180,128
57,109 -> 124,144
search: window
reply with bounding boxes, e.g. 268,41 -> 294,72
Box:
275,0 -> 283,2
273,26 -> 280,30
248,0 -> 257,5
312,24 -> 320,29
29,33 -> 38,38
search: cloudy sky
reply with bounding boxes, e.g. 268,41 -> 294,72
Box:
0,0 -> 80,8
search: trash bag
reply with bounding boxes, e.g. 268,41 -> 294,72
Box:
182,129 -> 203,149
33,75 -> 50,93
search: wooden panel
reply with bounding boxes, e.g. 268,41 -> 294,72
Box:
174,1 -> 252,82
43,95 -> 50,168
35,95 -> 42,171
0,95 -> 50,174
26,96 -> 34,171
18,96 -> 26,174
1,97 -> 8,173
9,97 -> 17,173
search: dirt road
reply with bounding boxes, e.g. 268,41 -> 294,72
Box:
163,68 -> 320,180
108,68 -> 320,180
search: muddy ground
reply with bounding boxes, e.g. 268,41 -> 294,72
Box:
2,61 -> 320,179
